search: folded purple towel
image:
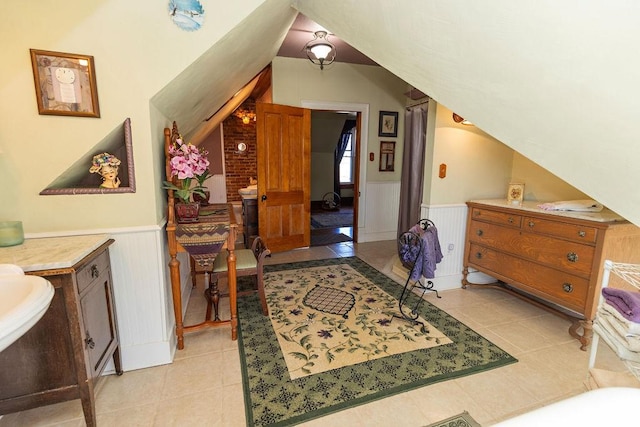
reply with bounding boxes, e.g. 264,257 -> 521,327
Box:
602,287 -> 640,322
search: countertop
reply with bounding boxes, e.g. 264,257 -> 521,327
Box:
469,199 -> 625,223
0,234 -> 111,272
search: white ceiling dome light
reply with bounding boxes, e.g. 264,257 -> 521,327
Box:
304,31 -> 336,70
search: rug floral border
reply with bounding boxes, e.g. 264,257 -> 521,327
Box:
238,257 -> 517,427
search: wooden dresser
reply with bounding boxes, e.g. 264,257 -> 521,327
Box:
462,200 -> 640,350
0,236 -> 121,427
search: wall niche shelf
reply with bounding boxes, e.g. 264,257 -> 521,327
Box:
40,118 -> 136,195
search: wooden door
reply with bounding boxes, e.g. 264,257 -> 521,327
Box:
256,103 -> 311,252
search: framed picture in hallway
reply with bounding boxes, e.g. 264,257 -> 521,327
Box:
30,49 -> 100,118
379,141 -> 395,171
378,111 -> 398,137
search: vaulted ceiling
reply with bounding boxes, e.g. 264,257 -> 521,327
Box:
152,0 -> 640,227
276,13 -> 377,67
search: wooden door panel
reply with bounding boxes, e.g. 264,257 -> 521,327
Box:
257,103 -> 310,252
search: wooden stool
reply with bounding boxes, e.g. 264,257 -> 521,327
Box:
205,236 -> 270,320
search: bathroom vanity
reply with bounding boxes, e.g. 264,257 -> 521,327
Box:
0,234 -> 121,427
463,199 -> 640,350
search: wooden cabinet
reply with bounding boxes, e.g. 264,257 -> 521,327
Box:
0,240 -> 121,427
243,197 -> 258,248
462,200 -> 640,350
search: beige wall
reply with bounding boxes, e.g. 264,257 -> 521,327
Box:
426,102 -> 586,206
511,152 -> 588,202
1,0 -> 598,235
427,103 -> 514,205
1,0 -> 264,233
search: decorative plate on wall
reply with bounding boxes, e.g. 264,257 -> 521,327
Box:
168,0 -> 205,31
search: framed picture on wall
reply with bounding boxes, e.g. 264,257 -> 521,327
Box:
378,111 -> 398,137
30,49 -> 100,117
379,141 -> 396,172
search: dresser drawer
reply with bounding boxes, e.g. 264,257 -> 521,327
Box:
471,207 -> 522,228
469,221 -> 595,277
468,243 -> 590,313
523,216 -> 598,243
76,249 -> 110,294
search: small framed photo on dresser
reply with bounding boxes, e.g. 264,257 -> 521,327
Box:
507,183 -> 524,205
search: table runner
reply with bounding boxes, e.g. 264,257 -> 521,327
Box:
175,203 -> 230,267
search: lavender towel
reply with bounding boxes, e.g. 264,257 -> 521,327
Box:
419,226 -> 443,279
400,226 -> 443,281
602,287 -> 640,322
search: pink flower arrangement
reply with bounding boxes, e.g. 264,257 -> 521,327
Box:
168,138 -> 209,179
164,137 -> 210,203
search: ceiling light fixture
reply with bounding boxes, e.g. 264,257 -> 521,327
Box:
452,113 -> 473,126
304,31 -> 336,70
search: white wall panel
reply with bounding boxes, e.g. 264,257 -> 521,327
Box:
419,203 -> 468,290
359,181 -> 400,242
108,227 -> 175,371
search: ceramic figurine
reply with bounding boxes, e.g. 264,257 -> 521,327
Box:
90,152 -> 121,188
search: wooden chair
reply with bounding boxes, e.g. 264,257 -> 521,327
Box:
204,236 -> 270,320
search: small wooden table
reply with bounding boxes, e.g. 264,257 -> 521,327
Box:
166,202 -> 238,349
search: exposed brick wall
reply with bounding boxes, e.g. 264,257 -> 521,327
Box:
224,99 -> 257,202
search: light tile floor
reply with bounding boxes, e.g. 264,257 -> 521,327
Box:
0,240 -> 634,426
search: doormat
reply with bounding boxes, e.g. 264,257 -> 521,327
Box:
237,257 -> 516,426
310,231 -> 352,246
424,411 -> 482,427
310,212 -> 353,228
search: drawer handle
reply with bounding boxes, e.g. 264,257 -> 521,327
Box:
562,283 -> 574,293
475,252 -> 483,259
528,221 -> 535,228
90,265 -> 100,278
85,335 -> 95,349
578,230 -> 586,237
567,252 -> 578,263
476,229 -> 483,236
508,217 -> 514,223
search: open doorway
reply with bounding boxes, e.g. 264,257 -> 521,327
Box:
309,110 -> 359,246
304,100 -> 369,247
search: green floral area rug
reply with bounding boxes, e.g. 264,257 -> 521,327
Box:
237,257 -> 516,427
267,262 -> 452,379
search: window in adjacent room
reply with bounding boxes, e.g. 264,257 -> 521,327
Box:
339,133 -> 354,184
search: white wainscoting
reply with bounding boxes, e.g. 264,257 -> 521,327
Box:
103,226 -> 190,372
27,225 -> 189,372
358,181 -> 401,242
419,203 -> 468,291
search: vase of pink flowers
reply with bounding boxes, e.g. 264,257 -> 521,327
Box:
163,136 -> 210,223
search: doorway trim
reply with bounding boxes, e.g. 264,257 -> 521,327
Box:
302,100 -> 369,233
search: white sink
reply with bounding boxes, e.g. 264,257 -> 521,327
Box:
238,184 -> 257,196
0,264 -> 54,352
